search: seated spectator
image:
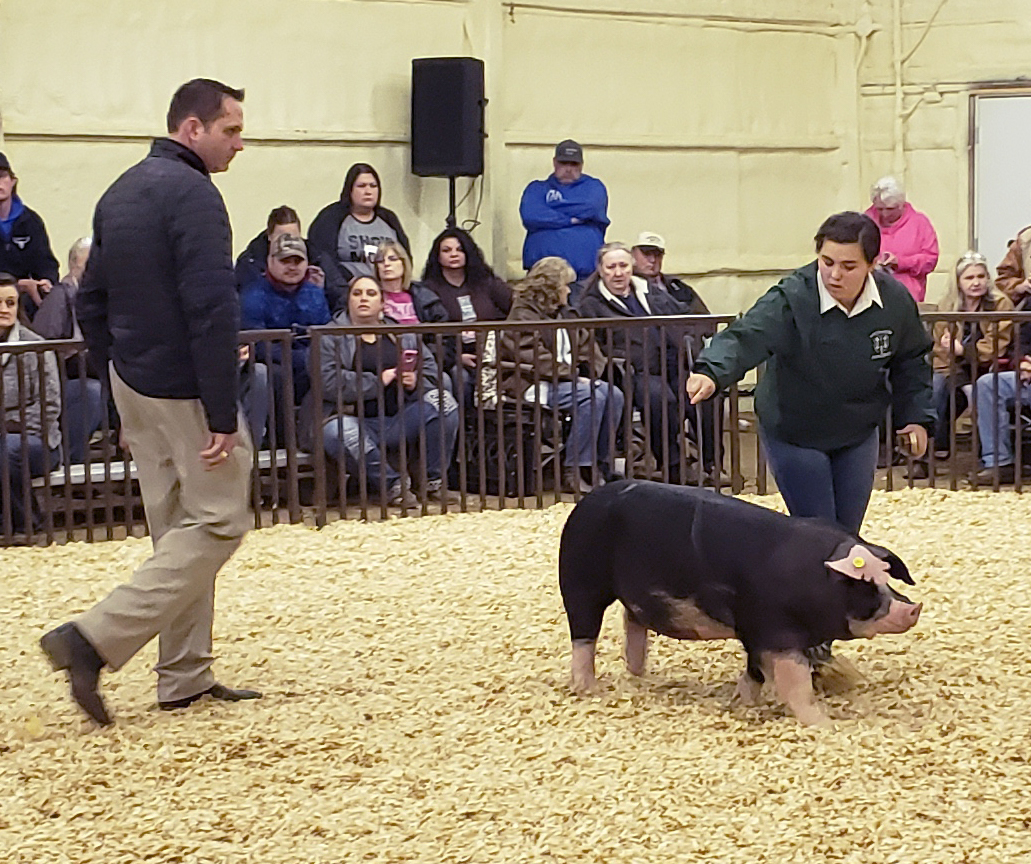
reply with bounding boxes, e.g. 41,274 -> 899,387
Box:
0,152 -> 60,320
500,257 -> 624,493
1,273 -> 61,535
928,251 -> 1013,467
973,281 -> 1031,485
576,243 -> 720,484
241,233 -> 331,410
373,239 -> 451,369
318,277 -> 459,505
31,236 -> 106,464
309,163 -> 411,283
235,206 -> 345,312
995,224 -> 1031,304
865,175 -> 939,303
31,236 -> 91,340
630,231 -> 709,314
421,227 -> 512,401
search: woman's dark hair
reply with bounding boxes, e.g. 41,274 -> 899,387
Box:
166,78 -> 244,132
266,205 -> 301,237
340,163 -> 382,209
814,212 -> 881,264
421,227 -> 497,287
0,271 -> 30,329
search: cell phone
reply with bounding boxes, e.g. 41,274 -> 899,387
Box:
399,349 -> 419,373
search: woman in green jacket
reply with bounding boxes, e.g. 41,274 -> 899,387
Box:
687,211 -> 934,535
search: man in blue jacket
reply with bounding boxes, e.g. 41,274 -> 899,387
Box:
519,140 -> 609,280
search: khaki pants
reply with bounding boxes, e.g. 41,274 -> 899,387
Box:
77,367 -> 252,702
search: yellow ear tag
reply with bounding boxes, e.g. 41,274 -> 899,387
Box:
852,556 -> 866,569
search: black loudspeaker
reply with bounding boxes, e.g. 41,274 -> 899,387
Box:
411,57 -> 485,177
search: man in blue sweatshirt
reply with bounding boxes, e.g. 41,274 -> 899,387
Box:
519,140 -> 609,280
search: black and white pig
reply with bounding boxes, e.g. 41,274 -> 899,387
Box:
558,480 -> 922,725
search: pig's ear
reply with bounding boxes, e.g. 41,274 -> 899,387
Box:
825,544 -> 891,585
858,540 -> 915,585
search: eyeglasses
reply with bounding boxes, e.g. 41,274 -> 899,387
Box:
377,254 -> 401,263
958,251 -> 987,265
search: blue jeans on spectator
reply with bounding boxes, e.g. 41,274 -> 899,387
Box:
2,433 -> 59,534
239,362 -> 270,448
975,370 -> 1030,468
63,377 -> 105,464
548,379 -> 624,468
322,393 -> 460,489
931,371 -> 972,453
760,427 -> 879,535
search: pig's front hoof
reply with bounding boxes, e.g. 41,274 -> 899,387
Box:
734,672 -> 762,706
570,674 -> 599,695
792,705 -> 831,727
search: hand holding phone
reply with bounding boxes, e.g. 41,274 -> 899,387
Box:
399,348 -> 419,373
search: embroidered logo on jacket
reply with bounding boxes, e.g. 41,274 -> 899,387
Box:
12,236 -> 30,249
545,189 -> 564,204
870,329 -> 893,360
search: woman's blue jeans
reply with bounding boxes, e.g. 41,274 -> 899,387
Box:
323,393 -> 459,488
759,427 -> 879,535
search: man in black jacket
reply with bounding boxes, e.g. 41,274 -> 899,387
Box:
0,151 -> 60,318
40,79 -> 261,726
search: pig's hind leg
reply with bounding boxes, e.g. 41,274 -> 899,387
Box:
766,651 -> 829,727
734,650 -> 765,706
623,605 -> 649,676
564,589 -> 614,693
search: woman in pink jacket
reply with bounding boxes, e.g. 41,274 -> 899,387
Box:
865,175 -> 939,302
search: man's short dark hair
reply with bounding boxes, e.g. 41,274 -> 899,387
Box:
167,78 -> 245,133
266,206 -> 301,237
814,212 -> 881,264
0,272 -> 16,288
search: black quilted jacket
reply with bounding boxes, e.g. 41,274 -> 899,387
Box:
77,138 -> 240,433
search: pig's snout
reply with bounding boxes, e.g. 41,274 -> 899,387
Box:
881,600 -> 922,634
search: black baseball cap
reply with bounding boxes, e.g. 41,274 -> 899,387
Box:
554,139 -> 583,163
0,152 -> 11,174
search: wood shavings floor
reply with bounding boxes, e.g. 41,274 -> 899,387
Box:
3,488 -> 1031,863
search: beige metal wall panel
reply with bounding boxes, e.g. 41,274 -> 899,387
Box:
0,140 -> 151,268
502,14 -> 843,148
0,0 -> 472,137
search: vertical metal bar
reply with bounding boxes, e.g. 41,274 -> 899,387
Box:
281,333 -> 301,523
755,362 -> 767,495
549,323 -> 563,504
0,357 -> 11,542
37,347 -> 55,543
15,355 -> 34,543
310,330 -> 328,528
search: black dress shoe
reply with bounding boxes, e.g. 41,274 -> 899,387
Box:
40,623 -> 112,726
159,682 -> 263,711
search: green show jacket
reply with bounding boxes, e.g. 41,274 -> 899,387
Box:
693,261 -> 934,451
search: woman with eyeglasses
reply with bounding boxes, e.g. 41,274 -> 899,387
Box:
922,251 -> 1013,475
